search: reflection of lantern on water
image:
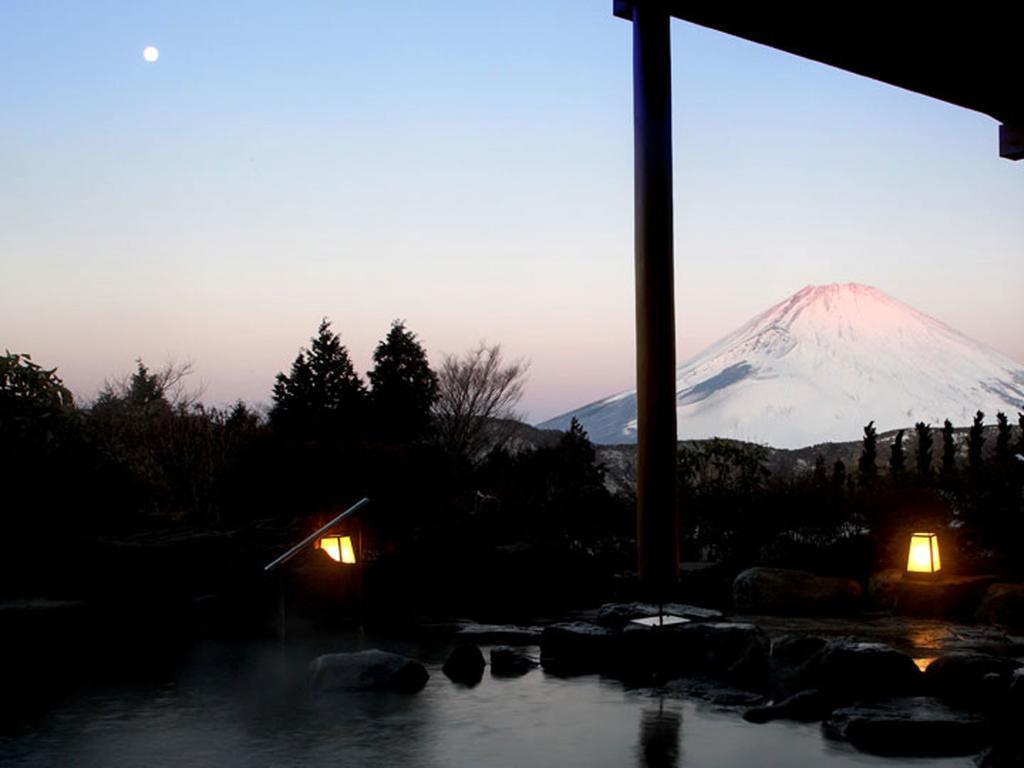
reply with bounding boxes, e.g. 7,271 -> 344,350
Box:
906,532 -> 941,575
318,534 -> 356,564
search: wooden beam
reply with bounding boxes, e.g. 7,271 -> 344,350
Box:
627,1 -> 679,594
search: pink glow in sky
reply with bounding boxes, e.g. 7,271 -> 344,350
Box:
2,3 -> 1022,423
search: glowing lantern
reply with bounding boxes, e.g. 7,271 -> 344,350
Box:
906,532 -> 941,575
318,535 -> 356,564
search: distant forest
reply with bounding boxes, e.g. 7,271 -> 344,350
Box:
3,322 -> 1022,609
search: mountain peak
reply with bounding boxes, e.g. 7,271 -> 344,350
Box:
540,284 -> 1024,449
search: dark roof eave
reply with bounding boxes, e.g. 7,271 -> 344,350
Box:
614,2 -> 1023,158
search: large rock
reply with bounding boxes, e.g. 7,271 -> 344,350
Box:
767,637 -> 921,703
674,622 -> 771,687
769,634 -> 829,699
490,646 -> 536,677
976,583 -> 1024,632
1010,668 -> 1024,713
817,640 -> 923,701
443,644 -> 486,685
897,575 -> 998,620
594,602 -> 722,629
979,744 -> 1024,768
308,649 -> 429,693
867,569 -> 903,612
743,689 -> 831,724
980,669 -> 1024,768
540,622 -> 615,675
617,621 -> 771,688
825,697 -> 990,757
924,651 -> 1021,705
732,567 -> 862,616
454,623 -> 542,645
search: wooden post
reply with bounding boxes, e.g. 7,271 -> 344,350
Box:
630,1 -> 679,597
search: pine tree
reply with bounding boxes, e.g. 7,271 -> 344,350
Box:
551,417 -> 608,545
813,453 -> 828,488
270,318 -> 367,440
831,459 -> 847,493
858,421 -> 878,485
914,422 -> 933,481
127,360 -> 168,409
556,417 -> 603,486
889,429 -> 905,476
368,320 -> 439,444
967,410 -> 985,471
1017,413 -> 1024,456
994,412 -> 1011,465
941,419 -> 957,479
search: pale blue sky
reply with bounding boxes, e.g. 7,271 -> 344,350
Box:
2,1 -> 1021,421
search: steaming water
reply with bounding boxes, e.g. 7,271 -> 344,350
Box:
0,634 -> 972,768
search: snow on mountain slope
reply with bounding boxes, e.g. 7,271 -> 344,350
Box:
539,283 -> 1024,449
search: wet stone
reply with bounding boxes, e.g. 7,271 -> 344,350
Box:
732,567 -> 863,616
540,622 -> 615,675
454,623 -> 542,645
824,697 -> 990,757
744,689 -> 831,724
975,583 -> 1024,633
490,646 -> 536,677
443,643 -> 486,685
594,602 -> 722,629
769,634 -> 828,699
924,651 -> 1022,705
617,621 -> 771,688
817,640 -> 923,702
897,575 -> 998,621
308,649 -> 429,693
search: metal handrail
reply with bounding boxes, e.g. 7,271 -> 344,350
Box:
263,497 -> 370,573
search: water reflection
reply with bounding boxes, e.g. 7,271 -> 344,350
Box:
637,699 -> 682,768
913,656 -> 937,672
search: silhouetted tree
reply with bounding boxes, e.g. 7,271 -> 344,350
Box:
858,421 -> 878,485
995,412 -> 1011,466
1,352 -> 72,407
914,422 -> 933,480
813,453 -> 828,488
677,439 -> 770,562
225,399 -> 262,432
968,410 -> 985,472
270,318 -> 367,441
831,459 -> 847,493
941,419 -> 957,480
889,429 -> 905,476
88,359 -> 236,524
556,418 -> 603,485
550,417 -> 608,544
0,351 -> 75,434
368,320 -> 438,444
433,342 -> 528,462
1018,413 -> 1024,455
0,352 -> 81,529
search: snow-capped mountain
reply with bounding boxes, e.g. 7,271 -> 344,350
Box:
539,283 -> 1024,449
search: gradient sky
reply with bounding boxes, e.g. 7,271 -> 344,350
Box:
2,1 -> 1022,422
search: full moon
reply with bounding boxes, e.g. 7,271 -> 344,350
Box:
143,45 -> 159,63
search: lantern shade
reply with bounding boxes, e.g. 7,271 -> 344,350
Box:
319,535 -> 356,564
906,532 -> 941,574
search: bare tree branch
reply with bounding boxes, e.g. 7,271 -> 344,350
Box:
432,342 -> 528,461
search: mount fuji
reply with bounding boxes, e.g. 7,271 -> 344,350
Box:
539,283 -> 1024,449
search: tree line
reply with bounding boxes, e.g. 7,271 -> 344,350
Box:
677,412 -> 1024,580
1,321 -> 624,607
